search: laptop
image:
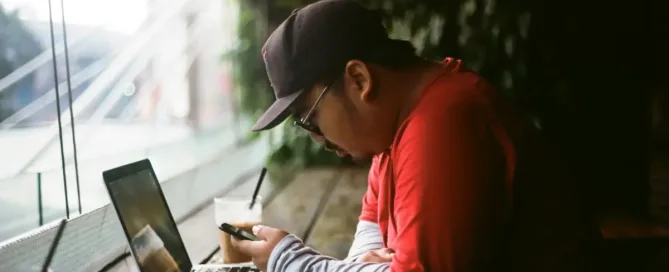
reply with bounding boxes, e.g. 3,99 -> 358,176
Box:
102,159 -> 259,272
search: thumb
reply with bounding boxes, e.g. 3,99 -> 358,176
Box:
253,225 -> 285,241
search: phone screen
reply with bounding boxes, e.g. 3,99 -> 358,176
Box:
219,223 -> 262,241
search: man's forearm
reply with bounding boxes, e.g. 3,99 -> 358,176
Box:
268,235 -> 389,272
345,220 -> 385,262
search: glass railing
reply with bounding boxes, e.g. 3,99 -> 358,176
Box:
0,0 -> 244,244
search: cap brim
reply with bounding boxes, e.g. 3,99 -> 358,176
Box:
251,90 -> 303,132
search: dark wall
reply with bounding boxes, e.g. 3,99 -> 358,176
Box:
532,0 -> 656,214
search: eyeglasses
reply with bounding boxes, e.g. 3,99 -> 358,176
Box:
293,84 -> 330,135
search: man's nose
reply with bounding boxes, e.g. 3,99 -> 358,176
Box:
309,132 -> 325,142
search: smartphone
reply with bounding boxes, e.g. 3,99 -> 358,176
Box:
219,223 -> 262,241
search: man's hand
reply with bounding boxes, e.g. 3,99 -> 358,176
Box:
358,248 -> 394,263
231,225 -> 289,271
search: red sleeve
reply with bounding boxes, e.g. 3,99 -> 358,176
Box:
389,89 -> 509,271
359,156 -> 382,222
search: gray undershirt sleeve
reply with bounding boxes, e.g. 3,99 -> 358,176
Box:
344,221 -> 385,262
267,221 -> 389,272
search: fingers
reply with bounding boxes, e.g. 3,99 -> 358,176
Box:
377,248 -> 395,258
230,238 -> 265,256
358,248 -> 394,263
359,253 -> 390,263
358,252 -> 376,263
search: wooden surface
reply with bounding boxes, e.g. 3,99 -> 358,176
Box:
306,168 -> 368,259
261,169 -> 340,239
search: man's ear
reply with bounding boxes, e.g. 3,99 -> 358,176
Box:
344,60 -> 375,102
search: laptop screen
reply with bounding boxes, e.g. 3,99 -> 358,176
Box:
107,167 -> 192,272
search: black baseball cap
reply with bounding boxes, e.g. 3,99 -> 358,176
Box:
251,0 -> 413,131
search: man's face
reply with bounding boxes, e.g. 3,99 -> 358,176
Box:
293,60 -> 397,161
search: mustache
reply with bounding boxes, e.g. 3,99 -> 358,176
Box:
324,140 -> 340,152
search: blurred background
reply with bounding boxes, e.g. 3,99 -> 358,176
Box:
0,0 -> 246,242
0,0 -> 666,271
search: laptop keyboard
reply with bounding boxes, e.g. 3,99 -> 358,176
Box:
197,267 -> 260,272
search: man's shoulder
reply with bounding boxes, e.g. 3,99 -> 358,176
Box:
389,70 -> 502,164
422,70 -> 492,110
398,71 -> 493,134
422,58 -> 497,110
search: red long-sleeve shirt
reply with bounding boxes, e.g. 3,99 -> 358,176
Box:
359,58 -> 589,271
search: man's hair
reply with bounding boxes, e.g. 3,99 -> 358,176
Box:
365,40 -> 422,68
322,40 -> 421,87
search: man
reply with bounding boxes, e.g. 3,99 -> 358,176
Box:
232,0 -> 592,271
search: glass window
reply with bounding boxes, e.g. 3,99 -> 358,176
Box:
1,0 -> 263,269
0,0 -> 75,241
